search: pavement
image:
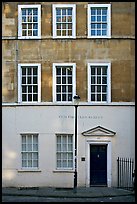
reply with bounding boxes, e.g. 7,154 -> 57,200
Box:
2,186 -> 135,198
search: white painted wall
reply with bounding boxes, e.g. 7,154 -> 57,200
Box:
2,104 -> 135,187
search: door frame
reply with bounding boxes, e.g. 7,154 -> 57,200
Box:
86,139 -> 112,187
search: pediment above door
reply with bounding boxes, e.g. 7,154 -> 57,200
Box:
82,126 -> 116,137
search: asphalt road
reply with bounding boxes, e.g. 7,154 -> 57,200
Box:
2,195 -> 135,202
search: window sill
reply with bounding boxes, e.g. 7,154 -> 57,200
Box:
53,169 -> 74,173
18,169 -> 41,172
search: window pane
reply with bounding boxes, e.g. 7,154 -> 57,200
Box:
22,144 -> 26,151
102,16 -> 107,22
68,85 -> 72,92
102,9 -> 107,15
28,86 -> 32,93
28,160 -> 32,167
97,76 -> 101,84
56,85 -> 61,93
33,144 -> 38,151
56,9 -> 61,15
27,77 -> 31,84
28,94 -> 32,101
62,77 -> 66,84
56,67 -> 61,75
33,160 -> 38,167
91,30 -> 95,36
28,153 -> 32,160
91,76 -> 95,84
22,160 -> 27,167
22,86 -> 27,93
57,144 -> 61,151
102,67 -> 107,75
68,77 -> 72,84
102,30 -> 107,35
102,94 -> 107,101
91,94 -> 95,101
102,85 -> 107,92
33,8 -> 38,15
91,85 -> 95,92
28,144 -> 32,151
97,9 -> 101,15
62,94 -> 66,101
57,77 -> 61,84
33,77 -> 37,84
97,94 -> 101,101
22,153 -> 27,160
62,85 -> 66,92
91,67 -> 95,75
68,94 -> 72,101
33,30 -> 38,36
33,153 -> 38,159
102,76 -> 107,84
62,67 -> 66,75
33,23 -> 38,29
22,94 -> 27,101
33,94 -> 38,101
33,85 -> 38,93
22,77 -> 26,84
97,30 -> 101,35
97,85 -> 101,92
68,8 -> 72,15
57,94 -> 61,101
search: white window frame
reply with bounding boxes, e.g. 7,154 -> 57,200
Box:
53,63 -> 76,103
88,4 -> 111,38
52,4 -> 76,39
88,62 -> 111,103
18,4 -> 41,39
21,133 -> 39,170
56,134 -> 74,170
18,63 -> 41,103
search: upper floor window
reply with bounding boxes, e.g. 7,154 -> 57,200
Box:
18,64 -> 41,103
52,4 -> 76,39
88,4 -> 111,38
18,5 -> 41,39
53,63 -> 76,102
88,63 -> 111,103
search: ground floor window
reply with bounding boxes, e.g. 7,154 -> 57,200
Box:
21,134 -> 39,168
56,134 -> 73,169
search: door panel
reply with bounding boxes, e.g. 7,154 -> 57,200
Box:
90,145 -> 107,186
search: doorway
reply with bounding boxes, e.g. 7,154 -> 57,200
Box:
90,144 -> 107,186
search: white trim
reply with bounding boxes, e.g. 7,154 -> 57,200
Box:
86,139 -> 112,187
18,63 -> 41,103
2,102 -> 135,107
18,4 -> 41,39
88,62 -> 111,103
87,4 -> 111,38
52,63 -> 76,103
52,4 -> 76,39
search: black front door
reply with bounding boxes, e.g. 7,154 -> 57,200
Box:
90,145 -> 107,186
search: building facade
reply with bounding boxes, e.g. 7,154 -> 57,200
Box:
2,2 -> 135,188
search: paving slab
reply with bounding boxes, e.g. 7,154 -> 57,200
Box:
2,187 -> 135,198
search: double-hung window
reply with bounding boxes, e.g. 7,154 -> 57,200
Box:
88,4 -> 111,38
18,64 -> 41,103
56,134 -> 73,169
18,5 -> 41,39
53,63 -> 76,102
52,4 -> 76,38
21,134 -> 39,169
88,63 -> 111,103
